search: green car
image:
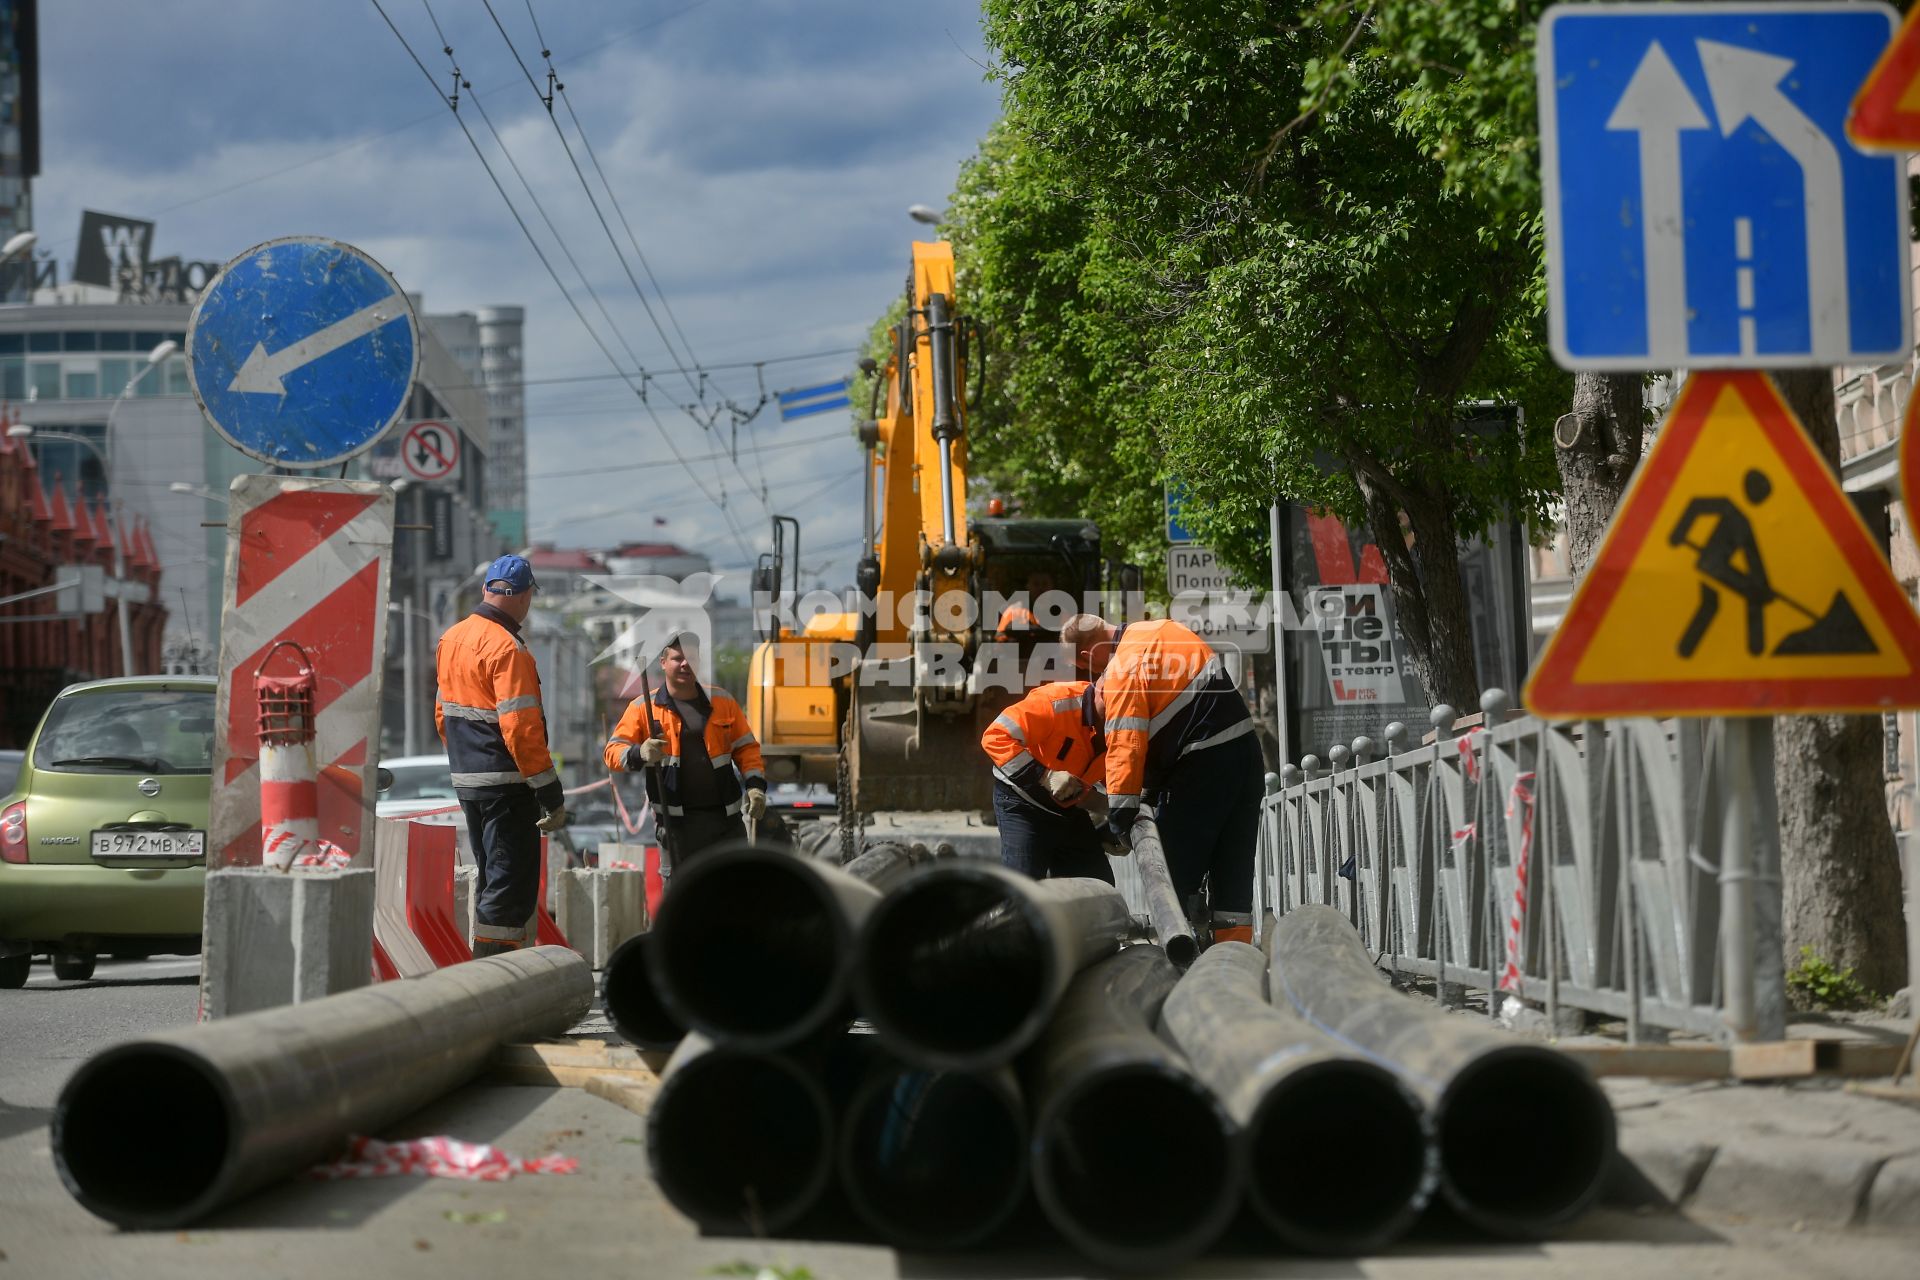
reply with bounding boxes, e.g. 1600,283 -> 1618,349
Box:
0,676 -> 216,987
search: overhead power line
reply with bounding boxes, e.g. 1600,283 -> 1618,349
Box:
368,0 -> 754,562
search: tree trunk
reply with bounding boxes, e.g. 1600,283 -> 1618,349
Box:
1351,468 -> 1483,710
1768,369 -> 1909,995
1556,371 -> 1644,584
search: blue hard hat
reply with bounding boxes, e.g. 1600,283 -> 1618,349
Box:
483,554 -> 538,596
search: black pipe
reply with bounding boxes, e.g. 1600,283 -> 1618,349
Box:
840,838 -> 936,891
1160,941 -> 1434,1253
1129,814 -> 1198,968
647,1032 -> 834,1235
1267,905 -> 1617,1238
648,841 -> 881,1052
853,863 -> 1133,1070
1029,944 -> 1240,1271
838,1062 -> 1027,1250
602,930 -> 684,1051
52,946 -> 591,1229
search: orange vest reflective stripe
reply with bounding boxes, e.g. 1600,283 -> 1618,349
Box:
981,680 -> 1104,809
433,608 -> 558,793
604,683 -> 766,816
1097,618 -> 1251,811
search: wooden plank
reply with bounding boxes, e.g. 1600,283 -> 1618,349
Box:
1559,1040 -> 1904,1080
1557,1044 -> 1731,1079
1845,1082 -> 1920,1108
486,1040 -> 667,1086
585,1071 -> 660,1119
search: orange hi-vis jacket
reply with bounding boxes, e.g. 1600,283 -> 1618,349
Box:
603,683 -> 767,817
994,600 -> 1038,640
434,604 -> 563,806
980,680 -> 1105,813
1097,618 -> 1253,822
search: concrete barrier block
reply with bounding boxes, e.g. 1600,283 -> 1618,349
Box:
202,867 -> 376,1019
556,867 -> 648,969
455,863 -> 477,950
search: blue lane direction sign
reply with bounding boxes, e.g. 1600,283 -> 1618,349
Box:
1165,480 -> 1194,545
187,237 -> 419,467
1538,3 -> 1909,370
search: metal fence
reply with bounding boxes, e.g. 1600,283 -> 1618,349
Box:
1254,690 -> 1787,1042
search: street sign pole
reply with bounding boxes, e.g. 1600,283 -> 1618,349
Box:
1718,716 -> 1759,1043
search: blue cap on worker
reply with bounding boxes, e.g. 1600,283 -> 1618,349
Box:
483,554 -> 538,596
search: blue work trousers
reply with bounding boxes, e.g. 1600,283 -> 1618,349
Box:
993,780 -> 1115,884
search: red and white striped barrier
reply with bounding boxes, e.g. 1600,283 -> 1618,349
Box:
1499,771 -> 1537,994
255,642 -> 320,872
371,779 -> 609,979
310,1134 -> 578,1181
210,476 -> 394,869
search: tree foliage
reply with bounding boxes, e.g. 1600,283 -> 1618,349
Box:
912,1 -> 1566,701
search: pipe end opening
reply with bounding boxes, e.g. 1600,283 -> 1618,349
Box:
1248,1063 -> 1429,1251
842,1069 -> 1026,1247
862,875 -> 1047,1062
1036,1066 -> 1235,1262
650,1053 -> 830,1232
602,934 -> 685,1050
656,854 -> 845,1042
1439,1049 -> 1617,1235
54,1047 -> 231,1228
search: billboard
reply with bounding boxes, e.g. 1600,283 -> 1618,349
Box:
72,210 -> 154,289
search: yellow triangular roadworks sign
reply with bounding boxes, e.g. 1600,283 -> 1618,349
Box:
1526,371 -> 1920,719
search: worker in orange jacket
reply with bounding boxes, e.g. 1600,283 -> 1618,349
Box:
1064,613 -> 1262,943
980,679 -> 1113,883
604,634 -> 767,865
435,556 -> 568,958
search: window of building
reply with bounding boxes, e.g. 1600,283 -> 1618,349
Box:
28,361 -> 59,401
27,331 -> 57,353
65,367 -> 100,400
0,357 -> 21,402
98,331 -> 132,352
0,334 -> 22,355
99,358 -> 132,397
165,360 -> 190,396
135,360 -> 164,397
63,331 -> 98,352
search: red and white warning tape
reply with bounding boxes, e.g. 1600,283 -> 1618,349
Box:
398,776 -> 614,820
1498,771 -> 1537,993
310,1134 -> 578,1181
1455,727 -> 1482,781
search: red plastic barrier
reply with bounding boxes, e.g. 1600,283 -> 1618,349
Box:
405,822 -> 471,967
644,844 -> 666,919
535,835 -> 568,948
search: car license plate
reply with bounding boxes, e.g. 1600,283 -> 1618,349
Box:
91,830 -> 205,860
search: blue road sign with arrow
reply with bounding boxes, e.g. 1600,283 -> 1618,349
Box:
1538,3 -> 1910,370
187,236 -> 419,468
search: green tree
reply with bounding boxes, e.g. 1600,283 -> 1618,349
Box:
957,0 -> 1565,704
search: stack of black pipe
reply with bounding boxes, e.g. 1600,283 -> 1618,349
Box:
608,840 -> 1619,1269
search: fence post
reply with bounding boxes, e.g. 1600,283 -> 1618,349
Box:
1383,721 -> 1406,972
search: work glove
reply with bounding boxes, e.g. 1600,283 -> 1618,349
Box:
742,788 -> 767,822
536,805 -> 569,833
1095,813 -> 1129,857
1045,769 -> 1084,805
631,737 -> 668,768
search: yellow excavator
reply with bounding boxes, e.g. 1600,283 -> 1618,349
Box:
746,240 -> 1112,853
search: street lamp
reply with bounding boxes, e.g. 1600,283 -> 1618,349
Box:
907,204 -> 942,225
1,230 -> 36,262
168,480 -> 223,505
7,422 -> 135,675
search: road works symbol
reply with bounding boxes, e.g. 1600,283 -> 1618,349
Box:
1525,370 -> 1920,718
1848,3 -> 1920,150
1537,3 -> 1909,369
402,421 -> 460,482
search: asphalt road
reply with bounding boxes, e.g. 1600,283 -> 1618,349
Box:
2,964 -> 1916,1279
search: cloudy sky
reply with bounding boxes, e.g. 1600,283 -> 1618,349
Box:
33,0 -> 1004,588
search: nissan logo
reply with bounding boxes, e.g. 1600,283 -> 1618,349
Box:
138,778 -> 162,797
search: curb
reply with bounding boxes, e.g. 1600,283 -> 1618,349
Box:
1606,1128 -> 1920,1230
